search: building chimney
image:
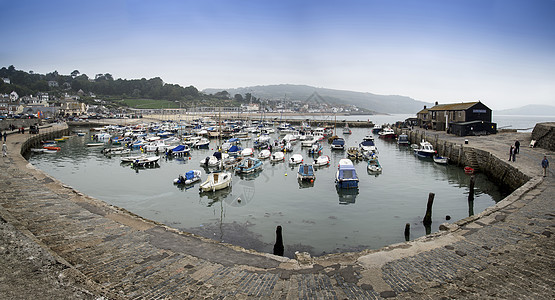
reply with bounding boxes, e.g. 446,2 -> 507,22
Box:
435,101 -> 438,106
424,105 -> 427,109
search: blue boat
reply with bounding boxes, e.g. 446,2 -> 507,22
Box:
331,138 -> 345,150
297,164 -> 315,181
167,145 -> 190,157
234,157 -> 263,174
227,145 -> 242,156
335,159 -> 359,188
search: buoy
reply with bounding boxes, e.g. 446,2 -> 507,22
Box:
189,157 -> 191,160
285,173 -> 287,176
310,179 -> 314,183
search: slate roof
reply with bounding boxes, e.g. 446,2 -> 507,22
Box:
428,102 -> 481,111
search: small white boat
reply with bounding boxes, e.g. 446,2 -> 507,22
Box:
102,147 -> 130,155
240,148 -> 254,156
87,143 -> 105,147
200,152 -> 229,168
194,138 -> 210,149
314,155 -> 330,167
270,151 -> 285,162
121,154 -> 146,163
289,154 -> 303,165
132,156 -> 160,167
433,156 -> 449,164
199,172 -> 232,192
414,141 -> 435,158
258,149 -> 271,159
174,170 -> 202,185
300,137 -> 319,147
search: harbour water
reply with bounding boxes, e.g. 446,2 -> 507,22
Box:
28,127 -> 509,258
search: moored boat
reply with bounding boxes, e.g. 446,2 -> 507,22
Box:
367,158 -> 382,173
313,155 -> 330,167
289,154 -> 303,165
413,141 -> 435,158
199,172 -> 232,192
174,170 -> 202,185
397,134 -> 410,145
132,155 -> 160,167
258,149 -> 271,159
347,147 -> 363,160
297,164 -> 315,181
235,157 -> 263,174
433,156 -> 449,164
330,137 -> 345,150
270,151 -> 285,162
240,147 -> 254,157
378,127 -> 396,139
335,159 -> 359,189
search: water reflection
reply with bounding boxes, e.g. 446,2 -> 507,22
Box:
337,187 -> 358,205
199,187 -> 232,207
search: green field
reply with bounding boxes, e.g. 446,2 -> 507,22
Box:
116,99 -> 181,109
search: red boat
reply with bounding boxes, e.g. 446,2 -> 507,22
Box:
43,146 -> 61,151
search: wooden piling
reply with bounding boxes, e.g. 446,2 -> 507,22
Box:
404,223 -> 410,241
273,225 -> 284,256
423,192 -> 435,226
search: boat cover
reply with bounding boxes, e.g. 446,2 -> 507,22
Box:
185,171 -> 196,180
213,152 -> 222,160
228,145 -> 240,153
228,138 -> 239,143
338,165 -> 358,180
332,138 -> 345,145
360,140 -> 375,147
172,145 -> 187,152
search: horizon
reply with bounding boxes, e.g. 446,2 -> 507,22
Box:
1,0 -> 554,110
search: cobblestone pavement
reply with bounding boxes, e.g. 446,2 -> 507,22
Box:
0,124 -> 553,299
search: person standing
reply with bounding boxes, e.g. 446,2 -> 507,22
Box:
2,143 -> 7,157
512,146 -> 516,162
542,156 -> 549,177
508,146 -> 513,161
515,140 -> 520,154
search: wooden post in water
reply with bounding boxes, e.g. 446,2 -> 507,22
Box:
468,175 -> 475,201
423,192 -> 435,226
404,223 -> 410,241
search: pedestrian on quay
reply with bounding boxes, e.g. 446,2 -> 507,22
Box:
515,140 -> 520,154
2,143 -> 7,157
542,156 -> 549,177
509,146 -> 514,161
2,131 -> 5,142
512,146 -> 516,162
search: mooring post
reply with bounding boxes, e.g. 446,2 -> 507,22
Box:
423,192 -> 435,226
273,225 -> 284,256
468,175 -> 475,201
404,223 -> 410,241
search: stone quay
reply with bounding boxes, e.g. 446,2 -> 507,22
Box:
1,121 -> 553,299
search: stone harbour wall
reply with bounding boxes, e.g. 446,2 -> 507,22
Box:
531,122 -> 555,151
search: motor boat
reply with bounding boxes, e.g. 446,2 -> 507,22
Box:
343,126 -> 352,134
397,134 -> 410,145
378,127 -> 396,139
200,152 -> 228,168
347,147 -> 363,160
359,139 -> 377,153
174,170 -> 202,185
313,155 -> 330,167
308,143 -> 323,155
121,154 -> 147,163
167,145 -> 190,157
330,138 -> 345,150
301,137 -> 319,147
240,147 -> 254,156
367,158 -> 382,173
193,138 -> 210,149
414,141 -> 436,158
433,155 -> 449,164
132,156 -> 160,168
335,159 -> 359,189
227,145 -> 242,156
234,157 -> 263,174
258,149 -> 271,159
199,172 -> 232,192
289,154 -> 303,165
270,151 -> 285,163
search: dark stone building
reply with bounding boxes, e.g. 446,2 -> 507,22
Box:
416,101 -> 496,136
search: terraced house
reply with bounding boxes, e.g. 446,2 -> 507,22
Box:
417,101 -> 496,136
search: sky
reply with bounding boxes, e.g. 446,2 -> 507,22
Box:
1,0 -> 554,110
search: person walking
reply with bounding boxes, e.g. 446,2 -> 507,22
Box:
512,146 -> 516,162
3,131 -> 6,142
2,143 -> 7,157
542,156 -> 549,177
515,140 -> 520,154
509,146 -> 514,161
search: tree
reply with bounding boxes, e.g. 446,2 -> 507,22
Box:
234,94 -> 244,101
71,70 -> 80,78
104,73 -> 114,81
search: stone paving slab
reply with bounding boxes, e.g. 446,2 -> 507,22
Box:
0,123 -> 553,299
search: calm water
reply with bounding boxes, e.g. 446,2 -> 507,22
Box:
28,127 -> 509,257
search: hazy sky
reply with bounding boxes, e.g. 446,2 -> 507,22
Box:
1,0 -> 554,110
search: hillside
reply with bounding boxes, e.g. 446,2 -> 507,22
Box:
204,84 -> 431,114
495,104 -> 555,116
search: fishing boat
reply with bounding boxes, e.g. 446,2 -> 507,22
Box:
413,141 -> 436,158
132,156 -> 160,168
335,159 -> 359,189
234,157 -> 263,174
297,164 -> 315,181
258,149 -> 271,159
240,147 -> 254,156
308,143 -> 323,155
289,154 -> 303,165
367,158 -> 382,173
342,125 -> 352,134
433,155 -> 449,164
330,138 -> 345,150
167,145 -> 190,157
43,146 -> 61,151
173,170 -> 202,185
372,125 -> 383,134
270,151 -> 285,162
313,155 -> 330,167
199,172 -> 232,192
378,127 -> 396,139
347,147 -> 363,160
